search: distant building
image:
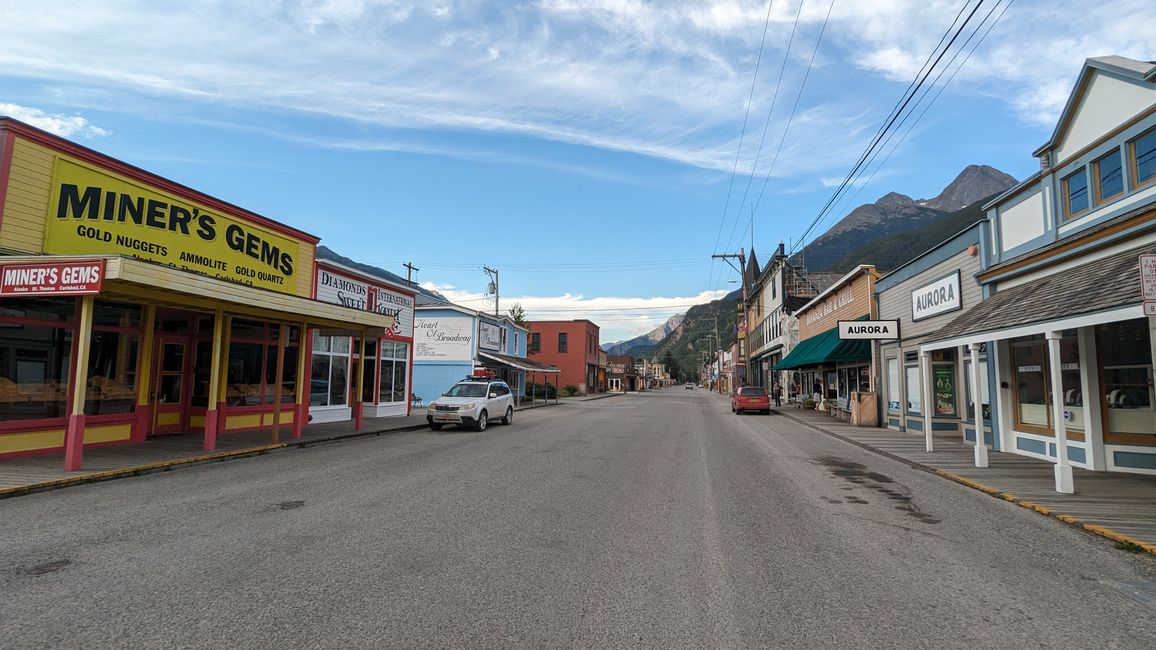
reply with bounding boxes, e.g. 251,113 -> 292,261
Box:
528,320 -> 601,394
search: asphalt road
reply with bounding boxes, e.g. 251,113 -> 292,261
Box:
4,389 -> 1156,648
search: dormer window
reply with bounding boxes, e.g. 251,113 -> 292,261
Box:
1130,126 -> 1156,190
1093,149 -> 1123,204
1062,168 -> 1089,219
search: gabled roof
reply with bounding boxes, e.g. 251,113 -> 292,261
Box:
1033,56 -> 1156,158
745,248 -> 761,287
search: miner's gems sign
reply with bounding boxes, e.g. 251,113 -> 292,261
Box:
911,271 -> 961,321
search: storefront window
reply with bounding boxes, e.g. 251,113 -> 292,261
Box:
964,359 -> 991,422
226,320 -> 297,407
84,331 -> 138,415
1059,335 -> 1083,433
227,342 -> 264,406
0,323 -> 73,421
192,341 -> 213,407
379,341 -> 409,403
310,331 -> 349,407
361,338 -> 378,403
905,364 -> 921,415
0,297 -> 75,322
1097,319 -> 1155,441
887,358 -> 900,413
1012,339 -> 1049,430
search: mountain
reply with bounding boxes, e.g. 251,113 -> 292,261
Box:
601,313 -> 685,355
646,290 -> 742,382
315,245 -> 446,301
795,165 -> 1016,273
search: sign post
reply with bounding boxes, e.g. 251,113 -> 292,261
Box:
1142,254 -> 1156,316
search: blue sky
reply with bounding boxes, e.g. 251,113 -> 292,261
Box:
2,1 -> 1153,343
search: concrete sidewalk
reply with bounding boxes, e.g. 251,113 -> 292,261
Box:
0,398 -> 573,499
773,403 -> 1156,555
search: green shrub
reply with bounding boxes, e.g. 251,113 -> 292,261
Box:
561,384 -> 579,397
526,382 -> 557,399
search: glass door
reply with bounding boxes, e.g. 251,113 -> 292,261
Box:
152,339 -> 189,435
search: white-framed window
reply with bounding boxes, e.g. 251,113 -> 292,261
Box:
887,357 -> 900,414
310,332 -> 350,407
378,341 -> 409,403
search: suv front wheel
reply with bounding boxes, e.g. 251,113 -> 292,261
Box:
475,410 -> 488,431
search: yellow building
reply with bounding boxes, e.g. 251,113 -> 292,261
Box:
0,118 -> 393,469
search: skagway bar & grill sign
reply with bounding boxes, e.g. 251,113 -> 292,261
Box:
44,157 -> 301,295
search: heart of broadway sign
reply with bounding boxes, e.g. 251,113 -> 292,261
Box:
1,260 -> 105,296
838,320 -> 900,340
414,315 -> 474,361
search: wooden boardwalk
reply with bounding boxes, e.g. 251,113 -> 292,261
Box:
778,406 -> 1156,550
0,414 -> 429,493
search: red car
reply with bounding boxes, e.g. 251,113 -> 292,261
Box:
731,386 -> 771,415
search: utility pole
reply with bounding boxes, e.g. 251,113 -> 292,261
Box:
403,261 -> 420,287
712,248 -> 747,393
482,266 -> 499,317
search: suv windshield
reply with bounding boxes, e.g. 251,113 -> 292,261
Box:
740,387 -> 766,397
445,383 -> 489,398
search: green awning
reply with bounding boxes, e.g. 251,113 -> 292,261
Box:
773,324 -> 872,370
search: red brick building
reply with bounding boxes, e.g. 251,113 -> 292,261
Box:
527,320 -> 601,395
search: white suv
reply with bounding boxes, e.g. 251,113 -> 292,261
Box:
426,377 -> 515,431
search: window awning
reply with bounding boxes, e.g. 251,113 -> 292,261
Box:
478,351 -> 560,373
921,245 -> 1154,351
774,325 -> 872,370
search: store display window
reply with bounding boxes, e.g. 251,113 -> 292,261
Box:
1096,319 -> 1155,443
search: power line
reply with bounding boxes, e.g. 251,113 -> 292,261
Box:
750,0 -> 835,218
719,0 -> 805,267
804,0 -> 1012,241
708,0 -> 777,295
790,0 -> 987,255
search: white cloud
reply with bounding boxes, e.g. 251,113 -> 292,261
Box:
0,1 -> 1151,176
419,283 -> 728,340
0,103 -> 107,138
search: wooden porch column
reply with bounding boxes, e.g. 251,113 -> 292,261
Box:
203,310 -> 225,451
293,322 -> 309,439
969,343 -> 990,468
354,333 -> 366,431
920,350 -> 933,453
64,296 -> 95,471
1045,332 -> 1074,493
270,323 -> 288,443
132,304 -> 156,443
215,315 -> 232,439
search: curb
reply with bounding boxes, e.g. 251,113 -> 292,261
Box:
774,409 -> 1156,557
0,423 -> 430,500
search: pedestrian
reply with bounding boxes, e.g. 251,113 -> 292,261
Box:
773,383 -> 782,407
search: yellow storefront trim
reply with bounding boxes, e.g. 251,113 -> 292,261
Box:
261,411 -> 295,426
83,423 -> 132,444
228,414 -> 263,429
156,412 -> 180,427
0,429 -> 65,454
190,415 -> 206,428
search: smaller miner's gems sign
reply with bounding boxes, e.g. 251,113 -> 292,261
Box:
911,270 -> 962,321
838,320 -> 900,340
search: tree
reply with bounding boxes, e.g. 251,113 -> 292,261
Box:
508,302 -> 527,325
